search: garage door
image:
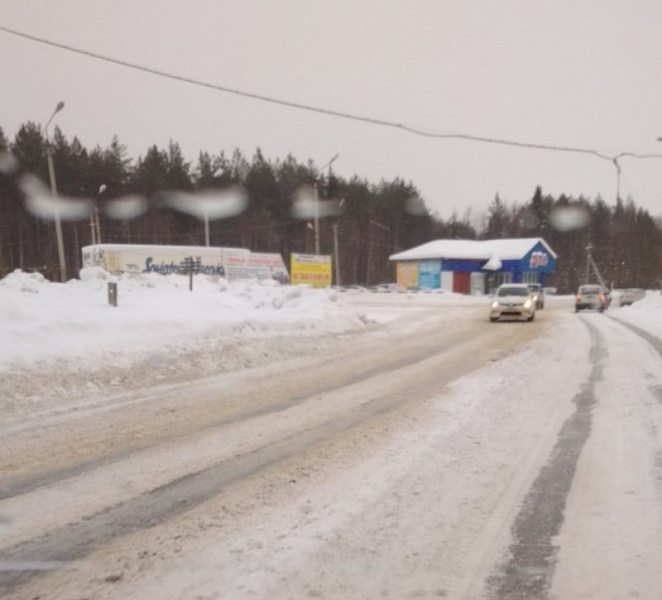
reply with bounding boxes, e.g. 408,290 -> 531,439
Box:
453,272 -> 471,294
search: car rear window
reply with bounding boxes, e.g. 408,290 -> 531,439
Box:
498,287 -> 529,296
579,286 -> 601,294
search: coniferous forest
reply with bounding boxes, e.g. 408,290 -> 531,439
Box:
1,122 -> 661,293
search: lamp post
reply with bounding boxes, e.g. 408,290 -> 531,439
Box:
90,184 -> 105,245
206,167 -> 228,247
332,197 -> 345,286
314,183 -> 319,255
585,243 -> 593,285
312,154 -> 339,255
612,157 -> 621,202
612,147 -> 662,205
44,101 -> 67,282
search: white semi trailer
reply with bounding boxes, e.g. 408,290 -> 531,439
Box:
81,244 -> 289,283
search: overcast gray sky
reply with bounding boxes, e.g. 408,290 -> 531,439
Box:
2,0 -> 662,223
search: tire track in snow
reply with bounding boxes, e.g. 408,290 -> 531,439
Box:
0,311 -> 490,500
484,318 -> 606,599
0,313 -> 543,598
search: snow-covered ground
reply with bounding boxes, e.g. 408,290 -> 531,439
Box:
0,269 -> 488,416
2,270 -> 662,599
1,268 -> 660,383
0,268 -> 368,375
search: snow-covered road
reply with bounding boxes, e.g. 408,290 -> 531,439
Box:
2,289 -> 662,600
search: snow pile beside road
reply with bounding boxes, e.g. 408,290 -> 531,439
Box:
625,290 -> 662,312
0,269 -> 365,372
610,289 -> 662,337
0,269 -> 369,414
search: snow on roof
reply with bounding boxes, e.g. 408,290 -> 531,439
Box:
482,254 -> 503,271
389,238 -> 557,262
81,243 -> 249,254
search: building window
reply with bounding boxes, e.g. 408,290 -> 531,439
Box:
485,271 -> 512,295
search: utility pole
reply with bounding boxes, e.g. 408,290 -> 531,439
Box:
332,222 -> 340,286
314,182 -> 320,255
181,256 -> 202,291
44,101 -> 67,282
585,243 -> 607,288
311,154 -> 339,255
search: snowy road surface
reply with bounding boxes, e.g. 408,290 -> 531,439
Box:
1,292 -> 662,599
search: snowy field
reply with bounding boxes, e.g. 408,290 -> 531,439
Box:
0,269 -> 489,415
1,268 -> 660,377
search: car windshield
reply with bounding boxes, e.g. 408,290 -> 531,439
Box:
498,287 -> 529,297
528,284 -> 541,291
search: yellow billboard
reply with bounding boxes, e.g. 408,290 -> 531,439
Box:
397,261 -> 419,289
290,253 -> 332,287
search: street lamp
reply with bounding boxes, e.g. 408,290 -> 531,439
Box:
312,153 -> 339,255
44,101 -> 67,282
91,184 -> 106,245
205,167 -> 227,247
333,198 -> 345,286
613,146 -> 662,204
612,157 -> 622,202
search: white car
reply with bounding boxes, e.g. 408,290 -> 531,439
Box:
489,283 -> 537,322
526,283 -> 545,309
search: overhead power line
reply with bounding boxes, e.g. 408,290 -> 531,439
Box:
2,24 -> 662,166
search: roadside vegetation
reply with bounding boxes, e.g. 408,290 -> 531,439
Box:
1,124 -> 660,292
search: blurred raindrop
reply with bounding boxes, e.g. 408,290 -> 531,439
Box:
549,205 -> 590,232
104,195 -> 148,220
19,174 -> 93,221
406,196 -> 427,216
0,152 -> 20,177
516,208 -> 537,230
292,185 -> 343,219
161,187 -> 248,220
292,185 -> 315,219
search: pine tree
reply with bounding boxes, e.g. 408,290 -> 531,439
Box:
485,194 -> 508,239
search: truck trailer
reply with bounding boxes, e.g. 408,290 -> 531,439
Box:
81,244 -> 289,283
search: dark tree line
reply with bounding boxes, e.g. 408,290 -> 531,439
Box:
1,123 -> 661,292
483,187 -> 662,292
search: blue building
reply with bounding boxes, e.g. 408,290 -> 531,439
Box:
389,237 -> 557,295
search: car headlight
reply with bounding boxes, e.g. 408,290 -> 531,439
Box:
491,301 -> 499,308
524,299 -> 532,308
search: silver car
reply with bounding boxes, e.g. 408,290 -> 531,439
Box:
526,283 -> 545,309
619,288 -> 645,307
575,284 -> 608,312
489,284 -> 536,322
